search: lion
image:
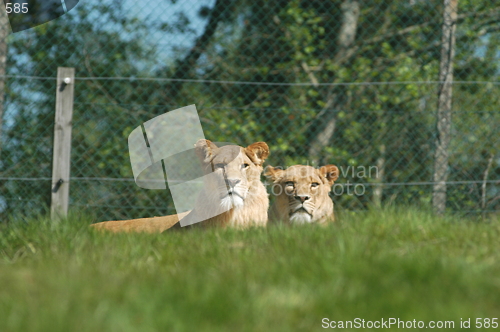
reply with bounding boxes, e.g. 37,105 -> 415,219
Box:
89,212 -> 190,233
90,139 -> 270,232
265,164 -> 339,224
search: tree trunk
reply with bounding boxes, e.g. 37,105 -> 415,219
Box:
481,153 -> 494,220
0,8 -> 8,156
432,0 -> 458,214
372,144 -> 385,207
308,0 -> 360,165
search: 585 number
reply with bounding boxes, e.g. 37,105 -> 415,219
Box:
476,318 -> 499,328
6,3 -> 28,14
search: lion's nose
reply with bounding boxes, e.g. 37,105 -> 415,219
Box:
225,178 -> 241,188
295,195 -> 310,203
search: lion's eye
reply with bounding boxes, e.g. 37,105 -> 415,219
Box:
242,163 -> 250,169
215,163 -> 225,169
311,182 -> 319,188
285,181 -> 294,187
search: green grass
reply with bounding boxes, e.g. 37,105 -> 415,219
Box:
1,207 -> 499,332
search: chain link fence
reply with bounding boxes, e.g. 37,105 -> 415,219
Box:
0,0 -> 499,222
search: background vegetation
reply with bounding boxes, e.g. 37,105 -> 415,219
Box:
0,0 -> 499,220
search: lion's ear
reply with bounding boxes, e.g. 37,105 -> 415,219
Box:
194,139 -> 218,163
320,165 -> 339,185
245,142 -> 270,166
264,166 -> 284,182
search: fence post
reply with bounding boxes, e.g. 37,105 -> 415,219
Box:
51,67 -> 75,220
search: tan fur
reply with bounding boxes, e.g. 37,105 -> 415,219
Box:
90,211 -> 190,233
179,140 -> 269,229
265,165 -> 339,224
90,140 -> 270,232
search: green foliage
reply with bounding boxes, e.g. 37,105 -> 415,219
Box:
1,0 -> 499,220
199,0 -> 499,211
2,1 -> 186,219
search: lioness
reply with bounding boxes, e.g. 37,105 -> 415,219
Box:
265,165 -> 339,224
91,139 -> 270,232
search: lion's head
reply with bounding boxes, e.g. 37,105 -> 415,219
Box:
180,139 -> 270,228
265,165 -> 339,224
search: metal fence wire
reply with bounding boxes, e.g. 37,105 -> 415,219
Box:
0,0 -> 499,221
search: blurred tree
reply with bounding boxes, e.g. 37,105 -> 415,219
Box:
0,7 -> 8,155
1,0 -> 498,219
1,0 -> 187,219
193,0 -> 500,210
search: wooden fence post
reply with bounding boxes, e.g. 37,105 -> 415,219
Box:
51,67 -> 75,220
